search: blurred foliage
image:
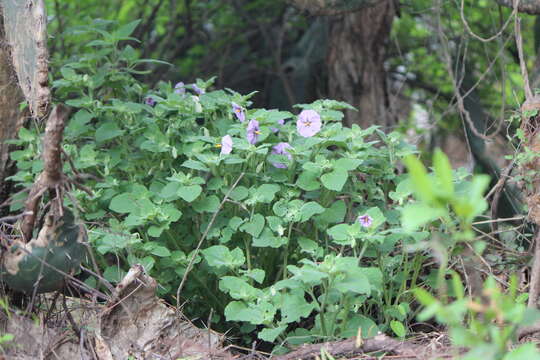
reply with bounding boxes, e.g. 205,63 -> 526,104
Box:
47,0 -> 537,135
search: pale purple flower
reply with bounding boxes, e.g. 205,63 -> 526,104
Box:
144,97 -> 156,107
271,118 -> 285,133
192,84 -> 205,95
297,109 -> 322,137
232,102 -> 246,122
220,135 -> 233,155
357,214 -> 373,228
174,82 -> 186,94
246,120 -> 261,145
271,142 -> 293,169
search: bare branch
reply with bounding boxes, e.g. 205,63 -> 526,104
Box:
514,0 -> 533,101
21,104 -> 71,241
496,0 -> 540,14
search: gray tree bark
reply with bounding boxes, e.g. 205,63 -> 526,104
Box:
495,0 -> 540,14
0,8 -> 24,185
326,0 -> 395,129
288,0 -> 385,15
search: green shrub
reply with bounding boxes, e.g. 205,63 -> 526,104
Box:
8,20 -> 435,348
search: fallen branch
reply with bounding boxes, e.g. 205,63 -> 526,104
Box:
273,334 -> 418,360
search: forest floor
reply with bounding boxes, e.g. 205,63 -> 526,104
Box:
4,265 -> 537,360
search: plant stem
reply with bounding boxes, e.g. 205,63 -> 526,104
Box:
176,172 -> 245,309
282,222 -> 294,280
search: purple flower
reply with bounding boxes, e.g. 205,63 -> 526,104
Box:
174,82 -> 186,94
144,97 -> 156,107
219,135 -> 233,155
246,120 -> 261,145
357,214 -> 373,228
271,142 -> 293,169
232,102 -> 246,122
271,118 -> 285,133
297,109 -> 322,137
192,84 -> 205,95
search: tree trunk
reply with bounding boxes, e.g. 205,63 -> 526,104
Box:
327,0 -> 395,129
0,8 -> 24,186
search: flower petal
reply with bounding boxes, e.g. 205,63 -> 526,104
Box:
174,82 -> 186,94
271,142 -> 293,168
297,109 -> 322,137
221,135 -> 233,155
247,120 -> 260,145
232,102 -> 246,122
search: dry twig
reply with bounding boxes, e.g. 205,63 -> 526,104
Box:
176,172 -> 245,308
20,104 -> 71,241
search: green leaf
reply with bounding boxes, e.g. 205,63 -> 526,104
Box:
151,246 -> 171,257
335,158 -> 362,171
240,214 -> 265,238
242,269 -> 265,284
433,148 -> 454,197
298,237 -> 319,254
503,343 -> 540,360
177,185 -> 202,202
296,170 -> 321,191
401,203 -> 447,231
202,245 -> 245,269
148,225 -> 166,238
341,315 -> 379,338
224,301 -> 276,325
0,334 -> 14,343
389,177 -> 413,202
451,272 -> 464,300
109,193 -> 137,213
65,97 -> 93,108
321,168 -> 348,191
160,182 -> 181,199
219,276 -> 262,300
228,216 -> 245,231
299,202 -> 325,222
327,224 -> 350,242
193,195 -> 220,213
253,228 -> 287,248
361,267 -> 384,294
258,326 -> 287,343
364,207 -> 386,229
18,127 -> 35,142
414,288 -> 437,306
140,256 -> 155,272
280,289 -> 316,323
115,19 -> 142,38
103,266 -> 126,283
228,186 -> 249,201
182,159 -> 210,172
453,197 -> 487,222
253,184 -> 281,203
333,266 -> 370,294
390,320 -> 406,338
266,216 -> 284,234
317,200 -> 346,224
207,177 -> 223,191
288,265 -> 328,285
161,204 -> 182,221
403,155 -> 434,203
95,121 -> 124,143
